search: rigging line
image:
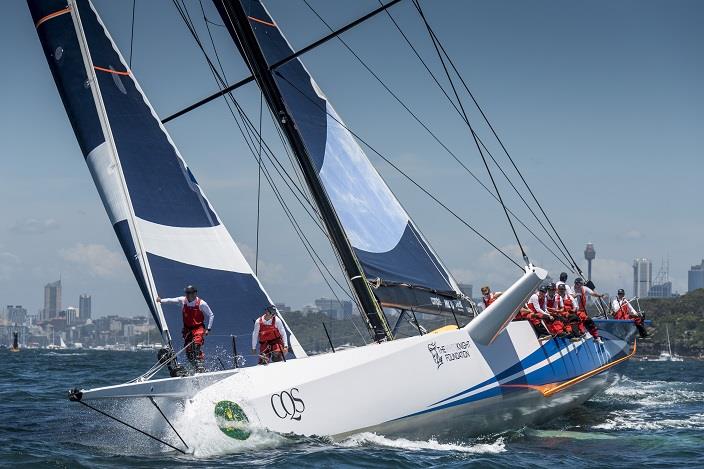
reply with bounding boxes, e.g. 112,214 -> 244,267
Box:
275,72 -> 522,270
411,0 -> 529,267
162,0 -> 402,124
129,0 -> 136,69
255,91 -> 262,275
302,0 -> 574,273
379,1 -> 575,269
188,0 -> 324,230
186,2 -> 360,307
412,2 -> 582,274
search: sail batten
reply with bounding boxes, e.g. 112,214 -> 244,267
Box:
28,0 -> 304,363
220,0 -> 468,316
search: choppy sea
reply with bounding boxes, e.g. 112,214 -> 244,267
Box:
0,349 -> 702,468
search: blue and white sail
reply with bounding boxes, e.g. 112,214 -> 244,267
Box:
28,0 -> 304,363
221,0 -> 468,315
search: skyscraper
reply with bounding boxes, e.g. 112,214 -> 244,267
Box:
6,305 -> 27,325
79,294 -> 92,320
632,259 -> 652,298
688,260 -> 704,292
43,280 -> 62,320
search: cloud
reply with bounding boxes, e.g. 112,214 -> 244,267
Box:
10,218 -> 60,235
0,252 -> 20,281
59,243 -> 127,278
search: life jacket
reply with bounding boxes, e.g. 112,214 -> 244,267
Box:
182,297 -> 204,329
258,315 -> 283,344
562,294 -> 575,312
614,300 -> 631,320
483,293 -> 497,307
575,287 -> 588,311
545,295 -> 562,313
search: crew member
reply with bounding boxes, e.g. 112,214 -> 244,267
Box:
480,286 -> 502,309
518,286 -> 553,339
157,285 -> 213,373
252,305 -> 288,365
545,283 -> 567,337
573,277 -> 605,343
555,272 -> 575,297
557,283 -> 579,339
612,288 -> 648,338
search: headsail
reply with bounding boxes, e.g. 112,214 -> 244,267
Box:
28,0 -> 304,363
215,0 -> 469,316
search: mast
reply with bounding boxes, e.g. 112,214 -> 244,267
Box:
214,0 -> 392,342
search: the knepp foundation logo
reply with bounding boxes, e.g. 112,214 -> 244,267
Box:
428,340 -> 472,369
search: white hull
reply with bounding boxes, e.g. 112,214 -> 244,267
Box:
77,319 -> 635,448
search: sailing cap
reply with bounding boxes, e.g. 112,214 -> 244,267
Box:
481,286 -> 490,294
538,285 -> 548,293
265,305 -> 278,315
184,285 -> 197,294
574,277 -> 584,285
618,288 -> 625,295
560,272 -> 568,282
547,282 -> 556,291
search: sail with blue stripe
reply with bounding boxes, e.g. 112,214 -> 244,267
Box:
28,0 -> 304,364
217,0 -> 468,315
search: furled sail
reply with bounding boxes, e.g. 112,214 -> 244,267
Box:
28,0 -> 304,363
216,0 -> 469,315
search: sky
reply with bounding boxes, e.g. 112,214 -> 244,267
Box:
1,0 -> 702,318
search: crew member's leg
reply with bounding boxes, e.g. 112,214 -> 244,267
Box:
190,326 -> 206,372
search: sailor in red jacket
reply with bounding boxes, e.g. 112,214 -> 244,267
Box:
157,285 -> 214,373
612,288 -> 648,338
544,283 -> 567,336
252,305 -> 289,365
573,277 -> 605,343
480,286 -> 502,310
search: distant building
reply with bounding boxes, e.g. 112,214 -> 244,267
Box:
274,302 -> 291,314
65,306 -> 79,325
43,280 -> 62,320
688,260 -> 704,292
79,294 -> 92,320
647,282 -> 672,298
457,283 -> 473,299
314,298 -> 353,320
301,305 -> 319,315
633,259 -> 652,298
6,305 -> 27,325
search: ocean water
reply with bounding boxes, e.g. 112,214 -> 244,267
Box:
1,350 -> 702,468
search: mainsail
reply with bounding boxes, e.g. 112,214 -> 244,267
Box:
215,0 -> 469,316
29,0 -> 304,363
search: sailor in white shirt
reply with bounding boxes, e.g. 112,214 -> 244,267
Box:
555,272 -> 575,297
157,285 -> 214,372
252,305 -> 288,364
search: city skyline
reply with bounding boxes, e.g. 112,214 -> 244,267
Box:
2,0 -> 702,315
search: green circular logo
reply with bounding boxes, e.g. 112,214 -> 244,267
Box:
214,400 -> 251,440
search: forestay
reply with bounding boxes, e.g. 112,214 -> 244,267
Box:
28,0 -> 304,363
220,0 -> 470,315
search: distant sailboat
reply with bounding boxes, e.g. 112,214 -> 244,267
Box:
654,325 -> 684,362
28,0 -> 641,451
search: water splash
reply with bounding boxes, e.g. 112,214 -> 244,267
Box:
338,432 -> 506,454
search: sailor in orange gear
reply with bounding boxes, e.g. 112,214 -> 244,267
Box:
612,288 -> 648,338
480,286 -> 502,311
518,286 -> 553,338
157,285 -> 214,373
544,283 -> 567,337
557,283 -> 579,338
252,305 -> 289,365
573,277 -> 606,343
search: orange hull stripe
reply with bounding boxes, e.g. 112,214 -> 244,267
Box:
248,16 -> 276,28
93,66 -> 130,76
35,7 -> 71,28
501,339 -> 638,398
